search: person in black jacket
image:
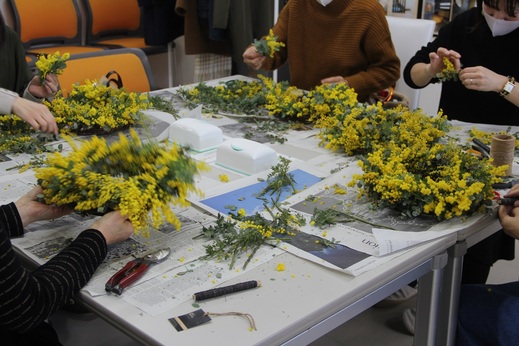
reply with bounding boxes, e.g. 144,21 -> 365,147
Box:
404,0 -> 519,127
404,0 -> 519,285
1,187 -> 134,345
399,0 -> 519,337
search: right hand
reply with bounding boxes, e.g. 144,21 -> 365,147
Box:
426,47 -> 462,78
91,211 -> 134,245
11,97 -> 58,134
498,184 -> 519,239
243,46 -> 266,70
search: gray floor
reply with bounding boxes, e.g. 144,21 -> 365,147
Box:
50,242 -> 519,346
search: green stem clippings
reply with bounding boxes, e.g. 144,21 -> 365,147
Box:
256,156 -> 297,204
199,203 -> 305,270
310,206 -> 395,230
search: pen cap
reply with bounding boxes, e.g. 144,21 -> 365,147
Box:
490,134 -> 515,176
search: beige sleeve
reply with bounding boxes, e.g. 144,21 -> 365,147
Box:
0,88 -> 18,115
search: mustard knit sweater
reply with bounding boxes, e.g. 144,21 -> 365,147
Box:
263,0 -> 400,102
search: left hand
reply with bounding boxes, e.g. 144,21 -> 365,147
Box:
28,73 -> 60,99
321,76 -> 348,85
458,66 -> 508,93
15,186 -> 72,227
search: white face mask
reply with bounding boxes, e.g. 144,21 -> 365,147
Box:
315,0 -> 334,6
482,9 -> 519,36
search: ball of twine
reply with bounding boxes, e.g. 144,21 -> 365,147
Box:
490,134 -> 515,176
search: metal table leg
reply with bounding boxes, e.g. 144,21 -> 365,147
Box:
414,251 -> 448,346
436,240 -> 467,346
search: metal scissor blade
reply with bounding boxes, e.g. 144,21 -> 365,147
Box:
105,248 -> 171,295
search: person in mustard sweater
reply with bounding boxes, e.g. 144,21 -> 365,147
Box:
242,0 -> 400,102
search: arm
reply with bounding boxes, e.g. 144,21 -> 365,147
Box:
403,26 -> 447,89
408,47 -> 462,87
340,11 -> 400,97
498,185 -> 519,239
24,73 -> 60,101
458,67 -> 519,108
0,188 -> 134,332
0,88 -> 59,134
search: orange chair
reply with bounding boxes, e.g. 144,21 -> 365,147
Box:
57,48 -> 156,97
8,0 -> 106,62
82,0 -> 166,55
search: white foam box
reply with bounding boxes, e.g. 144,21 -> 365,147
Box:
168,118 -> 223,152
216,138 -> 278,175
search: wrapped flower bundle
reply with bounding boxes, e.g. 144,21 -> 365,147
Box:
315,102 -> 450,155
35,129 -> 204,236
45,80 -> 150,134
349,141 -> 507,220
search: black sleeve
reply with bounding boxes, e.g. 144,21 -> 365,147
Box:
0,204 -> 108,333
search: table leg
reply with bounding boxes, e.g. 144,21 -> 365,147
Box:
435,240 -> 467,346
414,251 -> 448,346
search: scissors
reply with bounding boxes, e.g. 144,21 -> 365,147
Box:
105,248 -> 171,295
471,138 -> 491,158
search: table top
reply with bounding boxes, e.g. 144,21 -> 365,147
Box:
2,75 -> 516,345
79,234 -> 455,346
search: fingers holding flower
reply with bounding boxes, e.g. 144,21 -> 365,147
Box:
428,48 -> 462,81
32,51 -> 69,98
28,73 -> 60,99
243,46 -> 266,70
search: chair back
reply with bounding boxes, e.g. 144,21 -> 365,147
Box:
58,48 -> 156,97
386,16 -> 435,110
8,0 -> 82,48
82,0 -> 142,42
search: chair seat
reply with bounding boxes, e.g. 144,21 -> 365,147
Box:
57,48 -> 156,97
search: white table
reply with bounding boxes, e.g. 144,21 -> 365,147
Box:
77,234 -> 455,346
5,78 -> 515,346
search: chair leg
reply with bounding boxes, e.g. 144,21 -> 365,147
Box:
168,41 -> 175,88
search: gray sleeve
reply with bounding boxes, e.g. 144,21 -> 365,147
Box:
22,83 -> 44,104
0,88 -> 18,115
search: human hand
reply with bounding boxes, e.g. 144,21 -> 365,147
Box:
15,186 -> 72,227
458,66 -> 508,93
321,76 -> 348,86
11,97 -> 59,134
28,73 -> 59,99
498,204 -> 519,240
243,46 -> 266,70
90,211 -> 134,245
427,47 -> 462,78
500,185 -> 519,208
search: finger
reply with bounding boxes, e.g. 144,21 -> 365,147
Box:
41,114 -> 58,134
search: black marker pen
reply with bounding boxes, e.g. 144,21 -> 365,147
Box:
496,197 -> 519,206
193,280 -> 261,301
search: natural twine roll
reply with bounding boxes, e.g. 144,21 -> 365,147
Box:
490,134 -> 515,176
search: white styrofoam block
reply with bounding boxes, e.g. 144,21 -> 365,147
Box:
216,138 -> 278,175
168,118 -> 223,151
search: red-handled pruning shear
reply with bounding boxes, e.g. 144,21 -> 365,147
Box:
105,248 -> 171,295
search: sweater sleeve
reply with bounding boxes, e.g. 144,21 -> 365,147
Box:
0,204 -> 108,333
344,7 -> 401,99
403,29 -> 444,89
